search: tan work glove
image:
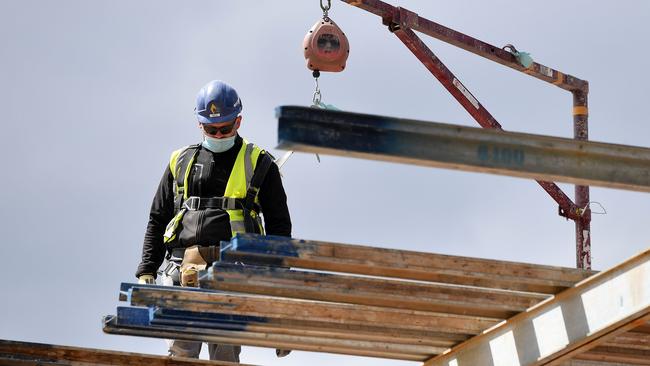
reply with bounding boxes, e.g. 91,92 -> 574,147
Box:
179,245 -> 208,287
180,267 -> 199,287
138,274 -> 155,284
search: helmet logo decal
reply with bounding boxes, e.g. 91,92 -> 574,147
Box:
209,103 -> 220,117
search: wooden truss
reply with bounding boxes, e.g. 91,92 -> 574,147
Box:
102,234 -> 650,365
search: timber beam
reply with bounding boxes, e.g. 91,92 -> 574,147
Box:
0,339 -> 250,366
104,320 -> 431,361
572,346 -> 650,365
103,306 -> 449,361
424,248 -> 650,366
202,262 -> 548,319
103,234 -> 650,363
148,308 -> 466,348
124,286 -> 497,334
220,233 -> 593,294
276,106 -> 650,193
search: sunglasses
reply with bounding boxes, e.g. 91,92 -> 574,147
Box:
203,121 -> 236,136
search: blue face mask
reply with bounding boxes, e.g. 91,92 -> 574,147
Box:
202,134 -> 236,153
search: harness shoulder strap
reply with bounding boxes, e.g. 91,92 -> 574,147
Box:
241,151 -> 273,233
244,151 -> 273,211
170,144 -> 200,210
169,144 -> 200,178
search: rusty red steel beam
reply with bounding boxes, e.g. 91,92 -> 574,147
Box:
574,90 -> 591,268
343,0 -> 593,263
390,26 -> 501,130
391,26 -> 581,220
341,0 -> 588,93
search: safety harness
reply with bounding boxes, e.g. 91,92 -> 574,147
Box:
162,139 -> 273,244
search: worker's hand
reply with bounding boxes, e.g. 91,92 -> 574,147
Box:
138,274 -> 155,285
181,268 -> 198,287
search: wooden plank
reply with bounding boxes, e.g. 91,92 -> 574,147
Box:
574,346 -> 650,365
276,106 -> 650,192
103,315 -> 432,361
221,233 -> 593,294
564,330 -> 650,365
0,339 -> 251,366
533,314 -> 650,365
151,320 -> 442,356
203,262 -> 548,318
562,360 -> 648,366
126,285 -> 497,334
424,249 -> 650,366
150,307 -> 466,348
601,331 -> 650,351
632,322 -> 650,334
115,306 -> 449,357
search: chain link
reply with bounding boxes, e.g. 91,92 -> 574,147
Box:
312,76 -> 322,106
320,0 -> 331,12
320,0 -> 331,20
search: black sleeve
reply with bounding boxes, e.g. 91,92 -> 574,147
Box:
135,165 -> 175,278
258,157 -> 292,237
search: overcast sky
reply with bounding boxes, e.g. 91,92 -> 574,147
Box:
1,1 -> 649,365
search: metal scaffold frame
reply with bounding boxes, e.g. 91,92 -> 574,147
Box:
340,0 -> 593,269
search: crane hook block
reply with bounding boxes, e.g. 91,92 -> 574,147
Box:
303,18 -> 349,73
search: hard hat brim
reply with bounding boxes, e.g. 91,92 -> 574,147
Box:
196,109 -> 241,124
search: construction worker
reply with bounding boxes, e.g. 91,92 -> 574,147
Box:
135,80 -> 292,361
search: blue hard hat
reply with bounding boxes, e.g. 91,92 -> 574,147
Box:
195,80 -> 243,124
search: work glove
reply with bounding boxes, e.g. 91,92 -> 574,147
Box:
181,267 -> 199,287
138,274 -> 155,284
179,246 -> 207,287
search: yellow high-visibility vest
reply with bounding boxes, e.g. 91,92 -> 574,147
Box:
163,139 -> 265,244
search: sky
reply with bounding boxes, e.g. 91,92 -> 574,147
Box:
0,1 -> 649,365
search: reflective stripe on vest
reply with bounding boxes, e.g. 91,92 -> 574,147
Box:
163,139 -> 264,244
163,145 -> 199,243
224,140 -> 264,236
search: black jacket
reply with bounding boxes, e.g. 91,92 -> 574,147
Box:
136,135 -> 291,278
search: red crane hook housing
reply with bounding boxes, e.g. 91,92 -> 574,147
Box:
303,17 -> 349,73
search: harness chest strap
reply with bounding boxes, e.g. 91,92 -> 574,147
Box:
181,196 -> 261,213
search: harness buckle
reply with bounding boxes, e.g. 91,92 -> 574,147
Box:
224,197 -> 237,210
183,196 -> 201,211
